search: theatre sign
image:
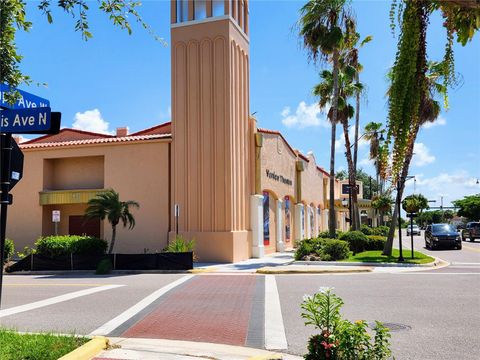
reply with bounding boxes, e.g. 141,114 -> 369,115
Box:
265,169 -> 293,186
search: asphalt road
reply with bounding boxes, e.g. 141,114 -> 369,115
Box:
0,239 -> 479,360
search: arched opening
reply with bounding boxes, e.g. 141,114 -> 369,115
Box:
309,203 -> 315,238
262,190 -> 278,253
284,195 -> 294,243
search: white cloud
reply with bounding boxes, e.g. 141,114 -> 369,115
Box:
335,126 -> 368,153
404,171 -> 480,206
281,101 -> 329,129
412,142 -> 435,167
422,115 -> 446,129
72,109 -> 113,134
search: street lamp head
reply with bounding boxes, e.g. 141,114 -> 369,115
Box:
379,133 -> 385,142
476,178 -> 479,185
341,198 -> 348,207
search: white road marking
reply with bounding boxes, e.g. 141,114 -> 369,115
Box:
0,284 -> 124,318
90,274 -> 194,336
399,272 -> 480,275
264,274 -> 288,350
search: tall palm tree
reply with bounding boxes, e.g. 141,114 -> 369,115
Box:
299,0 -> 352,237
85,189 -> 139,254
313,65 -> 363,230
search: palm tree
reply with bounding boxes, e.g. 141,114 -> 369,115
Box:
299,0 -> 353,237
313,65 -> 363,230
85,189 -> 139,254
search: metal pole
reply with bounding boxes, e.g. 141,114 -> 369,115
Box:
410,215 -> 414,259
397,180 -> 404,262
348,189 -> 352,230
0,133 -> 13,309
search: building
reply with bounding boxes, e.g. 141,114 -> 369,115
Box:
8,0 -> 372,262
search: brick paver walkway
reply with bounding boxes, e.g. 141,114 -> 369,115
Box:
122,275 -> 257,346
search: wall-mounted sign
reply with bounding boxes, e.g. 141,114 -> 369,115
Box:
341,183 -> 360,195
266,169 -> 292,186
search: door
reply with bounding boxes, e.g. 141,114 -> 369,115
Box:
69,215 -> 100,238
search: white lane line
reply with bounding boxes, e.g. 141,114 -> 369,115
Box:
264,275 -> 288,350
90,274 -> 194,336
399,272 -> 480,275
0,284 -> 124,318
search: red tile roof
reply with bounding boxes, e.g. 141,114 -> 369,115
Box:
22,128 -> 115,144
129,122 -> 171,136
20,134 -> 171,149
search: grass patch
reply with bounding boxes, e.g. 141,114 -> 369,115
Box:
0,329 -> 87,360
343,248 -> 434,264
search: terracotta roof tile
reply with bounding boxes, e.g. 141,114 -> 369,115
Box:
129,122 -> 171,136
21,134 -> 171,149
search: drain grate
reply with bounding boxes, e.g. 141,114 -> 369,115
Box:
368,322 -> 411,332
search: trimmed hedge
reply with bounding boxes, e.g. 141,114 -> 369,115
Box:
3,239 -> 14,263
366,235 -> 387,251
317,239 -> 350,261
372,226 -> 390,237
339,231 -> 369,254
295,237 -> 349,261
360,225 -> 373,236
34,235 -> 107,258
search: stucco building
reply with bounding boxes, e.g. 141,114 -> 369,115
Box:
7,0 -> 372,262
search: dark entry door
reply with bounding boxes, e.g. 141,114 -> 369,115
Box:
69,216 -> 100,238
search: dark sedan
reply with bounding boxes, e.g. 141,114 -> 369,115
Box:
425,224 -> 462,250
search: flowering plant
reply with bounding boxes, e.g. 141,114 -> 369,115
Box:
301,287 -> 392,360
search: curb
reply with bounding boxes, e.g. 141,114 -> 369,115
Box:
58,336 -> 108,360
293,259 -> 440,268
256,267 -> 372,274
5,269 -> 191,275
248,355 -> 283,360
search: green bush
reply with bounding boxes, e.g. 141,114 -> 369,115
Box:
372,226 -> 389,237
3,239 -> 14,263
163,235 -> 195,253
295,240 -> 314,260
360,225 -> 373,235
366,235 -> 387,251
34,235 -> 107,258
317,230 -> 344,239
95,258 -> 112,275
339,231 -> 369,254
317,239 -> 349,261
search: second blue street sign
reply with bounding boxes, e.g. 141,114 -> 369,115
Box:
0,107 -> 52,133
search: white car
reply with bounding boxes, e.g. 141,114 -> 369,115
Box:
407,225 -> 421,236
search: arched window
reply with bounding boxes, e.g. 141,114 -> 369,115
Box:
284,196 -> 291,242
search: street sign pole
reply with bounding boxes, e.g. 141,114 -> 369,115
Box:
0,133 -> 13,308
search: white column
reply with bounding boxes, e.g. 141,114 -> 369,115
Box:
315,209 -> 320,237
294,203 -> 304,242
323,209 -> 329,231
251,194 -> 265,258
276,199 -> 284,252
305,205 -> 311,239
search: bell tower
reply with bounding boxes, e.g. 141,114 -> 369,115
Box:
170,0 -> 253,262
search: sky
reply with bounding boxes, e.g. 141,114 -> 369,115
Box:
14,0 -> 480,207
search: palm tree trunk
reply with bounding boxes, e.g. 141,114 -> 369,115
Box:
353,72 -> 360,175
108,225 -> 117,254
342,119 -> 360,230
328,49 -> 340,238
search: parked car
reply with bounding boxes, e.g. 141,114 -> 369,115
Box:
462,222 -> 480,242
407,224 -> 421,236
425,224 -> 462,250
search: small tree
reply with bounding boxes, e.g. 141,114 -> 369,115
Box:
453,194 -> 480,221
85,189 -> 139,254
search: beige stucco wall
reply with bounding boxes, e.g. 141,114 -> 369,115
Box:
8,140 -> 171,254
44,156 -> 104,190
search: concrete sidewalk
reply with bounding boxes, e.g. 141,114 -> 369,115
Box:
94,337 -> 302,360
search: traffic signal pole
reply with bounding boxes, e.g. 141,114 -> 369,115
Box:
0,133 -> 13,308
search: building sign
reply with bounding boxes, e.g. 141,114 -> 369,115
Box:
265,169 -> 292,186
263,191 -> 270,246
341,183 -> 360,195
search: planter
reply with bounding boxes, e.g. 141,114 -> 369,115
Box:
5,252 -> 193,272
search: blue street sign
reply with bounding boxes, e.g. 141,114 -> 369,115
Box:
0,107 -> 51,133
0,84 -> 50,110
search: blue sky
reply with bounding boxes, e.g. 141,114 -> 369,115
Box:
16,0 -> 480,206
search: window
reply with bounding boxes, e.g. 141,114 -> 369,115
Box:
212,0 -> 224,16
177,0 -> 188,22
194,0 -> 207,20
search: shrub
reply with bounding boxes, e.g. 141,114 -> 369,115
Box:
317,239 -> 349,261
34,235 -> 107,258
3,239 -> 14,263
95,258 -> 112,275
17,246 -> 36,259
318,230 -> 344,239
372,226 -> 390,237
295,240 -> 314,260
163,235 -> 195,253
360,225 -> 373,236
366,235 -> 387,251
302,287 -> 392,360
339,231 -> 369,254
